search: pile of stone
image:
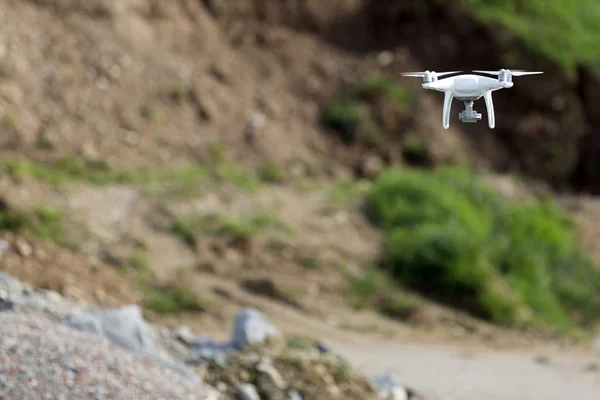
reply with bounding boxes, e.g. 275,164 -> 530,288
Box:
61,306 -> 422,400
0,239 -> 422,400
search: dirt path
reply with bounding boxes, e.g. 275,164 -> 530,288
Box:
334,339 -> 600,400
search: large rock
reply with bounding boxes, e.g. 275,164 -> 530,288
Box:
63,304 -> 201,383
372,373 -> 409,400
63,304 -> 158,355
231,308 -> 281,350
188,308 -> 281,365
236,383 -> 261,400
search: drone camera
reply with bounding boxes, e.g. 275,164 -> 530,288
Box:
459,109 -> 482,123
458,101 -> 482,123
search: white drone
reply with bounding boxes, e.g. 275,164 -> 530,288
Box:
400,69 -> 543,129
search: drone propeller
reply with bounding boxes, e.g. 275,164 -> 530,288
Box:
401,70 -> 462,77
473,69 -> 543,76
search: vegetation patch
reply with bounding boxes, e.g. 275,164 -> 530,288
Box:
140,104 -> 159,122
0,202 -> 78,250
461,0 -> 600,71
327,179 -> 371,209
0,155 -> 262,194
402,135 -> 431,166
170,84 -> 191,105
365,166 -> 600,333
0,112 -> 18,132
320,74 -> 416,146
1,156 -> 205,186
346,268 -> 423,321
204,339 -> 376,400
338,319 -> 379,334
258,162 -> 285,184
172,212 -> 288,248
109,246 -> 209,315
139,282 -> 205,315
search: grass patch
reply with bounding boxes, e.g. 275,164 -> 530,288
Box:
139,282 -> 205,315
111,246 -> 210,315
299,254 -> 321,270
328,179 -> 371,209
172,212 -> 288,248
285,336 -> 319,351
140,104 -> 159,122
258,162 -> 285,184
211,162 -> 261,192
0,204 -> 78,250
346,268 -> 423,320
338,319 -> 379,334
321,99 -> 363,143
365,166 -> 600,333
170,85 -> 191,105
0,155 -> 261,194
0,156 -> 207,187
461,0 -> 600,71
0,112 -> 18,131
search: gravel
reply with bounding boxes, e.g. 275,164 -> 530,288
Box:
0,269 -> 87,320
0,312 -> 207,400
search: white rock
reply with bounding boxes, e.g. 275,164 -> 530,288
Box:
230,308 -> 280,349
237,384 -> 260,400
174,325 -> 195,345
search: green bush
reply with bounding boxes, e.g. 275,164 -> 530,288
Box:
461,0 -> 600,70
320,99 -> 363,143
365,166 -> 600,332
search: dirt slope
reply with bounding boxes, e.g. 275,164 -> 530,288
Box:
1,0 -> 491,177
2,1 -> 600,398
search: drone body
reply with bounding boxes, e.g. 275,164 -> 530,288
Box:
401,69 -> 543,129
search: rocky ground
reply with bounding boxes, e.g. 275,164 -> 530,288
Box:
0,261 -> 423,400
4,242 -> 600,400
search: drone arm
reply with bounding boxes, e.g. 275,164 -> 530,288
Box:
442,90 -> 453,130
483,91 -> 495,129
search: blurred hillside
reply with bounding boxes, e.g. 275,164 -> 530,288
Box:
2,0 -> 600,360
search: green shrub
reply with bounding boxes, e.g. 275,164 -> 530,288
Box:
365,166 -> 600,332
320,99 -> 363,143
461,0 -> 600,70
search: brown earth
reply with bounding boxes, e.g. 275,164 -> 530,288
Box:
0,0 -> 599,344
